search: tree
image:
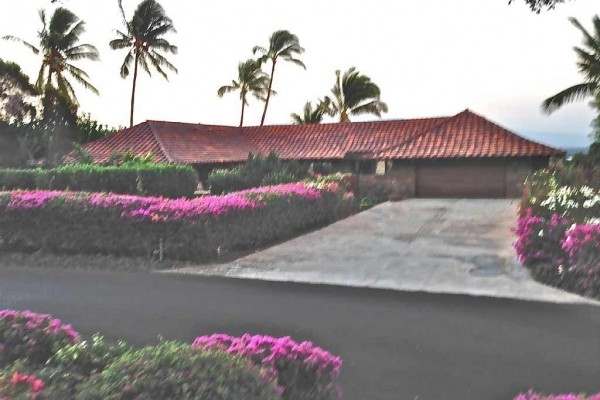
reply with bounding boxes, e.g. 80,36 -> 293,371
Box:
110,0 -> 177,128
291,100 -> 329,124
542,17 -> 600,114
0,59 -> 39,122
3,7 -> 99,108
509,0 -> 570,13
326,67 -> 388,122
253,30 -> 305,126
217,59 -> 270,127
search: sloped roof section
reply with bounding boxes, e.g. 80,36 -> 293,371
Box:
83,110 -> 564,164
373,110 -> 564,159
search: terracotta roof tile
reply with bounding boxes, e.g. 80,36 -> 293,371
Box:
83,110 -> 564,164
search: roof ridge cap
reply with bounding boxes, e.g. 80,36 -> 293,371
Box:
146,121 -> 175,163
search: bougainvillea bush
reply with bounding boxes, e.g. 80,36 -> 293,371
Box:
514,391 -> 600,400
0,371 -> 47,400
75,341 -> 280,400
193,334 -> 343,400
515,166 -> 600,298
0,310 -> 79,369
0,182 -> 343,261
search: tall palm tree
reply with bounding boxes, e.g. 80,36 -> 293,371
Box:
110,0 -> 177,127
253,30 -> 305,126
542,16 -> 600,113
291,99 -> 329,124
218,59 -> 270,127
326,67 -> 388,122
3,7 -> 99,108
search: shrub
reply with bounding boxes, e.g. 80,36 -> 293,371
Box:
29,335 -> 132,399
0,164 -> 198,198
514,391 -> 600,400
193,334 -> 342,400
513,210 -> 570,267
207,152 -> 309,194
74,341 -> 280,400
0,182 -> 343,261
0,371 -> 47,399
0,310 -> 80,369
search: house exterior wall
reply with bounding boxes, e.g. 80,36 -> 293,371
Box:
505,156 -> 550,198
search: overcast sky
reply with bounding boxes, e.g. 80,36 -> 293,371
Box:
0,0 -> 597,148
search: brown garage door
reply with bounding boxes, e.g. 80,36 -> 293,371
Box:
416,160 -> 507,198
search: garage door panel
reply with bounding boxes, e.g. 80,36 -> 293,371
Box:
416,161 -> 506,198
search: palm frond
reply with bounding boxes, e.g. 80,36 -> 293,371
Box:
65,64 -> 99,95
542,83 -> 596,113
119,51 -> 134,78
2,35 -> 40,54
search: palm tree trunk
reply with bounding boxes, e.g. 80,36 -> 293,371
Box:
260,60 -> 276,126
130,52 -> 140,128
240,97 -> 246,127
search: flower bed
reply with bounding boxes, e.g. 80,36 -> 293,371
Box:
0,182 -> 343,261
514,391 -> 600,400
0,309 -> 343,400
193,334 -> 342,400
515,169 -> 600,298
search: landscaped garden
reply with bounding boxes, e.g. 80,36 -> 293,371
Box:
0,170 -> 353,262
514,160 -> 600,299
0,309 -> 343,400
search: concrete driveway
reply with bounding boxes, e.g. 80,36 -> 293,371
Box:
173,199 -> 593,304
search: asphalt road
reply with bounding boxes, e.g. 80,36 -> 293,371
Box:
0,267 -> 598,400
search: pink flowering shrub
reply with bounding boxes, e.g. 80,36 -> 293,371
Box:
0,310 -> 79,368
0,372 -> 47,400
513,209 -> 570,267
193,334 -> 342,400
0,182 -> 343,261
514,390 -> 600,400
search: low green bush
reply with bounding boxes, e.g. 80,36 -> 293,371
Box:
75,341 -> 280,400
0,163 -> 198,198
207,152 -> 309,194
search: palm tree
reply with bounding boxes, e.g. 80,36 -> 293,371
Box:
253,30 -> 305,126
3,7 -> 99,108
326,67 -> 388,123
542,16 -> 600,113
217,59 -> 270,127
291,99 -> 330,124
110,0 -> 177,127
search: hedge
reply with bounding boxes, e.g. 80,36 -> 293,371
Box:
0,163 -> 198,198
0,182 -> 343,261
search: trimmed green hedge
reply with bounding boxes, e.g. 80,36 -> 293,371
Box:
0,164 -> 198,198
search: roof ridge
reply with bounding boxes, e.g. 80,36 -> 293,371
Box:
146,121 -> 175,163
370,112 -> 463,157
462,109 -> 564,153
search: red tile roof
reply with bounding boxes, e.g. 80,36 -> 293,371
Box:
84,110 -> 564,164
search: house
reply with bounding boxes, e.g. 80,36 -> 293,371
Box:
83,109 -> 564,198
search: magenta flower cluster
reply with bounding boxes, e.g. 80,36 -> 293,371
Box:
562,223 -> 600,262
514,391 -> 600,400
0,182 -> 334,224
193,334 -> 342,375
0,310 -> 79,344
513,209 -> 570,266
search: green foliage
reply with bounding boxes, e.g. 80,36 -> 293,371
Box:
509,0 -> 570,13
108,150 -> 154,165
359,196 -> 376,210
325,67 -> 388,122
207,152 -> 309,194
74,341 -> 279,400
291,100 -> 330,125
33,335 -> 132,399
0,58 -> 39,122
0,163 -> 198,198
218,59 -> 270,126
76,114 -> 118,144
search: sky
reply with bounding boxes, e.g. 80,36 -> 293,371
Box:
0,0 -> 598,149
